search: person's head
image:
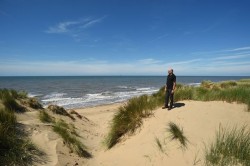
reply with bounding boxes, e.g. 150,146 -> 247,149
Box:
168,68 -> 173,75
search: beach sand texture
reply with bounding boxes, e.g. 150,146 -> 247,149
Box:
16,100 -> 250,166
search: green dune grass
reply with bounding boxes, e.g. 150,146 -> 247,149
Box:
0,89 -> 46,165
39,110 -> 54,123
205,125 -> 250,166
52,119 -> 92,158
0,108 -> 44,165
167,122 -> 188,149
39,108 -> 91,158
105,94 -> 160,148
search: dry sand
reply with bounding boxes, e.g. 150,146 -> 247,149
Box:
17,101 -> 250,166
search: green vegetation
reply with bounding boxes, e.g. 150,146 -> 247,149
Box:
39,108 -> 90,157
0,108 -> 44,166
26,98 -> 43,109
48,105 -> 75,120
0,88 -> 90,161
105,79 -> 250,149
52,119 -> 91,158
39,110 -> 54,123
0,89 -> 44,165
174,79 -> 250,110
0,89 -> 26,112
105,95 -> 161,148
238,79 -> 250,83
167,122 -> 188,149
0,88 -> 43,112
0,89 -> 28,100
204,125 -> 250,166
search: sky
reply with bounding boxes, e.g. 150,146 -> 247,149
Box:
0,0 -> 250,76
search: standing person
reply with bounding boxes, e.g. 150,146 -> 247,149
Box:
162,68 -> 176,110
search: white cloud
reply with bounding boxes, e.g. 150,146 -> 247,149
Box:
0,59 -> 166,76
80,16 -> 107,29
45,16 -> 106,36
228,46 -> 250,51
166,59 -> 201,65
138,58 -> 162,64
0,58 -> 249,76
211,61 -> 250,66
46,21 -> 79,34
213,54 -> 250,60
2,43 -> 250,76
191,46 -> 250,56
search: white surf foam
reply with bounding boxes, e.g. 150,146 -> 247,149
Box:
41,87 -> 159,109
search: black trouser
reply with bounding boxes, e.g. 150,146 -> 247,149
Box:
165,89 -> 174,108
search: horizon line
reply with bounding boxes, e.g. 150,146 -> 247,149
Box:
0,75 -> 249,77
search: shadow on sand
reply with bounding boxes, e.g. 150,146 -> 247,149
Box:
173,102 -> 185,108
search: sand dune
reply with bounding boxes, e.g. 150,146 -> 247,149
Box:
17,101 -> 250,166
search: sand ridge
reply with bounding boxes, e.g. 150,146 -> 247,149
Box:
17,101 -> 250,166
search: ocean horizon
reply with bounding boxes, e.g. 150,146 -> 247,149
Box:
0,76 -> 249,109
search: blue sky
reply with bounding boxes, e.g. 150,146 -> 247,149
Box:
0,0 -> 250,76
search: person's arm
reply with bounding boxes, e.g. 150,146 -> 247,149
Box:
172,82 -> 176,92
172,76 -> 176,93
172,82 -> 176,93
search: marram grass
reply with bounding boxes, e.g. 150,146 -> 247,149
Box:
0,89 -> 27,112
174,79 -> 250,111
167,122 -> 188,149
204,125 -> 250,166
0,89 -> 93,164
0,108 -> 44,166
39,110 -> 54,123
39,109 -> 90,157
52,119 -> 92,158
0,89 -> 44,165
105,95 -> 160,148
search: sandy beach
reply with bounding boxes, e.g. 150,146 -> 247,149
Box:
16,100 -> 250,166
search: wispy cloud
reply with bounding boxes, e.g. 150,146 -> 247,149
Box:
167,59 -> 202,65
192,46 -> 250,56
80,16 -> 107,29
1,45 -> 250,76
0,56 -> 249,76
211,61 -> 250,66
45,16 -> 107,40
138,58 -> 162,64
151,33 -> 169,42
46,21 -> 79,34
227,46 -> 250,51
213,54 -> 250,60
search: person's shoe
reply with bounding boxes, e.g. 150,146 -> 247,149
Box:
168,107 -> 172,111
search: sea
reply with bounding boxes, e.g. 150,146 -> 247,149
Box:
0,76 -> 249,109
